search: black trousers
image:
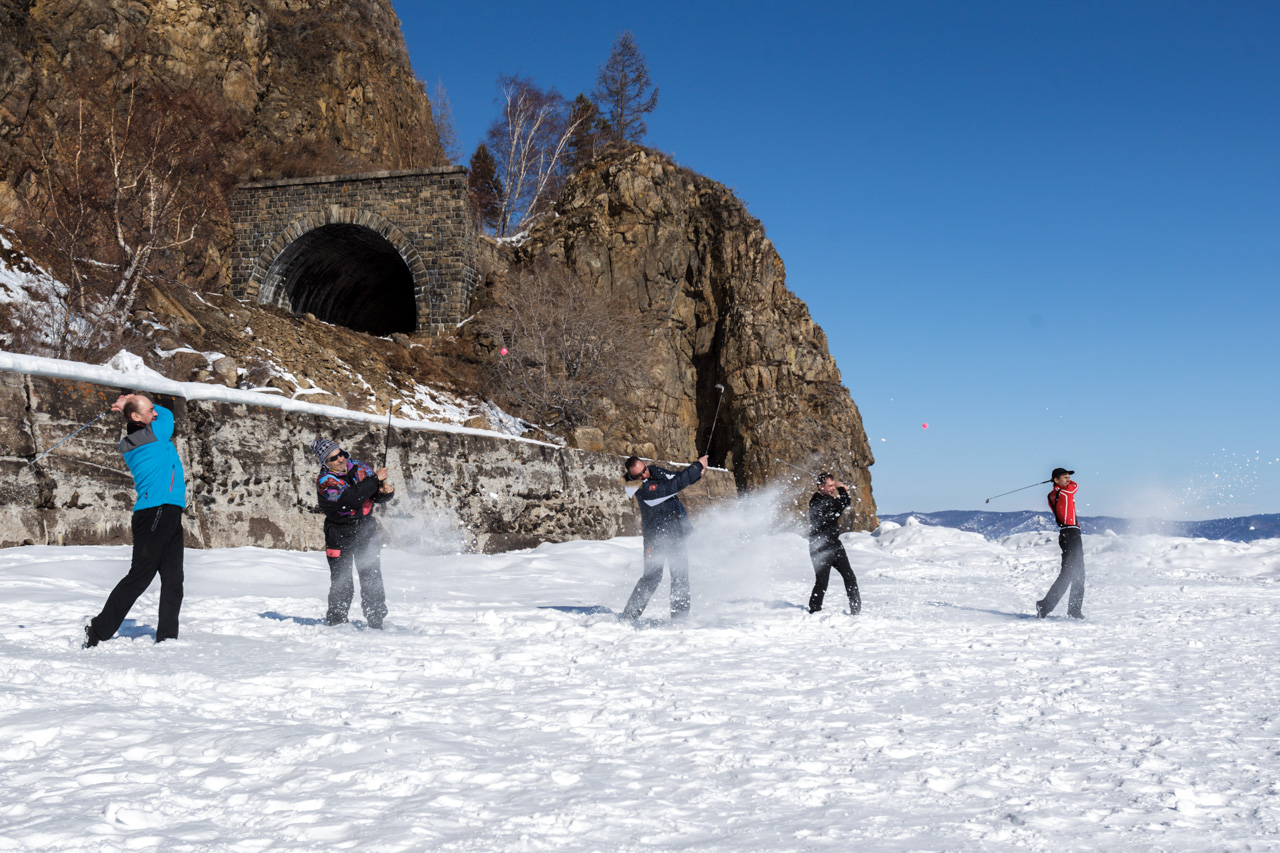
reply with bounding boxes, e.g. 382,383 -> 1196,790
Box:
90,504 -> 185,643
809,540 -> 860,614
1041,527 -> 1086,616
622,534 -> 690,620
325,518 -> 387,627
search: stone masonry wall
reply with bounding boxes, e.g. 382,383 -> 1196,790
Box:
228,167 -> 478,334
0,371 -> 736,552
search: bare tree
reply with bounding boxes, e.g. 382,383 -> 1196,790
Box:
29,76 -> 235,357
593,31 -> 659,145
478,261 -> 652,429
485,75 -> 586,237
428,79 -> 460,163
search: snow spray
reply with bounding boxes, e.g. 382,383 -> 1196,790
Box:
377,486 -> 471,556
682,483 -> 811,618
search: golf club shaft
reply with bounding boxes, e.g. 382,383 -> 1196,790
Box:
774,458 -> 818,478
382,402 -> 397,468
27,411 -> 109,468
703,386 -> 724,457
984,479 -> 1051,503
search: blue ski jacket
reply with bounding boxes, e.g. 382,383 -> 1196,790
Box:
120,405 -> 186,512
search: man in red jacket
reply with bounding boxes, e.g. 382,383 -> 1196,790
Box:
1037,467 -> 1085,619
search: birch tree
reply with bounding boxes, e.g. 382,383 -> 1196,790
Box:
484,76 -> 585,237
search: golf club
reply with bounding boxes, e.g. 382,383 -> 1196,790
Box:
27,411 -> 110,469
382,399 -> 400,468
984,479 -> 1051,503
703,383 -> 725,457
773,458 -> 818,478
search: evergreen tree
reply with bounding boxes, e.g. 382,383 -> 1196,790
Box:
566,94 -> 603,171
468,143 -> 503,232
592,31 -> 659,145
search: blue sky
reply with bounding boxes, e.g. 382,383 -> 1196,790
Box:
392,1 -> 1279,519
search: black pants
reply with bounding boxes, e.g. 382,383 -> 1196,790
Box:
622,534 -> 690,620
809,540 -> 860,614
325,518 -> 387,627
90,505 -> 185,643
1041,527 -> 1085,616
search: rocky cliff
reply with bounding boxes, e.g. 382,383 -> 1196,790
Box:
508,148 -> 877,528
0,0 -> 443,220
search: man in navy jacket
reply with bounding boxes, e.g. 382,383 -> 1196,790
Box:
84,393 -> 186,647
620,453 -> 707,621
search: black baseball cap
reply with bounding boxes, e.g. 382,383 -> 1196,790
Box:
1051,468 -> 1074,478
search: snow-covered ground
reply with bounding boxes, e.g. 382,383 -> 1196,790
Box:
2,515 -> 1278,851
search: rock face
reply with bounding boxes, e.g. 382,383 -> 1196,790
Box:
515,148 -> 877,528
0,0 -> 443,218
0,369 -> 736,552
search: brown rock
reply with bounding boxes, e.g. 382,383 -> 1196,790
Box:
165,350 -> 209,379
212,356 -> 239,387
513,146 -> 878,529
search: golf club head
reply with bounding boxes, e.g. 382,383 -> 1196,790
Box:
714,383 -> 725,392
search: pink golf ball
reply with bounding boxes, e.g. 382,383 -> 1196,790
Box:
922,423 -> 929,429
500,347 -> 508,356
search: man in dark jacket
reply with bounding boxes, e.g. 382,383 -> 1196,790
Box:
310,438 -> 395,628
808,473 -> 861,615
1037,467 -> 1085,619
84,393 -> 187,648
620,454 -> 707,621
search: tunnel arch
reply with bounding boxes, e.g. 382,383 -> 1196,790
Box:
253,208 -> 432,335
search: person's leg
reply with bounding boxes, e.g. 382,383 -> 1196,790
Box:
1038,530 -> 1075,616
668,538 -> 690,618
1064,530 -> 1086,617
353,521 -> 387,628
831,546 -> 861,615
326,526 -> 356,625
154,508 -> 185,642
621,543 -> 664,620
89,507 -> 165,643
808,545 -> 833,613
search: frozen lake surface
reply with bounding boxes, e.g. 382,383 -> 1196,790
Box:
2,517 -> 1278,851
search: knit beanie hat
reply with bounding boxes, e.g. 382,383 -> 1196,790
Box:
310,437 -> 340,464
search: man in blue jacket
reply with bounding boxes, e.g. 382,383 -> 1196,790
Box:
620,453 -> 707,621
84,394 -> 186,647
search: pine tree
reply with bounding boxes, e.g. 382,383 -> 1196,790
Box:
592,31 -> 659,146
468,143 -> 503,232
566,94 -> 603,171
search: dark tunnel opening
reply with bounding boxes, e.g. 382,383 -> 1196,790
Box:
270,224 -> 417,335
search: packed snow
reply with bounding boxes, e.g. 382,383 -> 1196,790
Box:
0,349 -> 549,446
2,509 -> 1278,851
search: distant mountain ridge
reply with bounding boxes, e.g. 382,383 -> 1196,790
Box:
879,510 -> 1280,543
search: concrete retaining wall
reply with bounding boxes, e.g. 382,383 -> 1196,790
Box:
0,371 -> 736,552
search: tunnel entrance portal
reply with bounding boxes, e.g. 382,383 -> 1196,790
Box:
228,167 -> 479,335
265,224 -> 416,336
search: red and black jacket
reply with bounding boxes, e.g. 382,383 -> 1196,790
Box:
1048,481 -> 1079,529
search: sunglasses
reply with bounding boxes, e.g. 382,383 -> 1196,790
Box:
325,450 -> 349,464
